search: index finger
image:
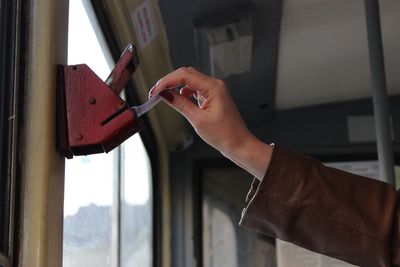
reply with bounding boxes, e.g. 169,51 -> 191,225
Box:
150,67 -> 215,96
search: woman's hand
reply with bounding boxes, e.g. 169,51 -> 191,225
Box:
149,67 -> 272,179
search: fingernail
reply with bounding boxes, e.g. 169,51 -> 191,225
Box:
148,86 -> 155,98
160,91 -> 174,103
156,79 -> 161,86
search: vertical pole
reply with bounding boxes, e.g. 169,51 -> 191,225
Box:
364,0 -> 395,185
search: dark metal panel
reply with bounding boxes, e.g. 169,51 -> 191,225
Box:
159,0 -> 252,68
158,0 -> 283,128
226,0 -> 283,127
253,96 -> 400,157
170,150 -> 196,267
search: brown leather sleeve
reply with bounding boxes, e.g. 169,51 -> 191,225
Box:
239,146 -> 400,267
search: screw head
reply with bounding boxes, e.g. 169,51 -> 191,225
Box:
89,98 -> 96,104
76,134 -> 83,141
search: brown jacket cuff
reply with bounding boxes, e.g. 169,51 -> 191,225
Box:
239,145 -> 399,267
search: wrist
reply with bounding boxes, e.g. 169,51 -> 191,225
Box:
221,134 -> 273,180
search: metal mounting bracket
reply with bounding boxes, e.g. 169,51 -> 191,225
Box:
56,44 -> 140,159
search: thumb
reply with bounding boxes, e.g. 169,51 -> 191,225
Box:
160,90 -> 199,122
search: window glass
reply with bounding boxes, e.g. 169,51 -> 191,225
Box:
120,134 -> 153,267
203,201 -> 238,267
63,154 -> 115,267
202,166 -> 276,267
63,1 -> 153,267
63,1 -> 114,266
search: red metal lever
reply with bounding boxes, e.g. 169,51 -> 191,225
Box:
105,44 -> 139,95
56,43 -> 140,159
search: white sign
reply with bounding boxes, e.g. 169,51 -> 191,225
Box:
131,0 -> 158,49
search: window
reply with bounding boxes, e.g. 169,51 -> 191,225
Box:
63,1 -> 153,266
202,166 -> 276,267
120,136 -> 153,266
